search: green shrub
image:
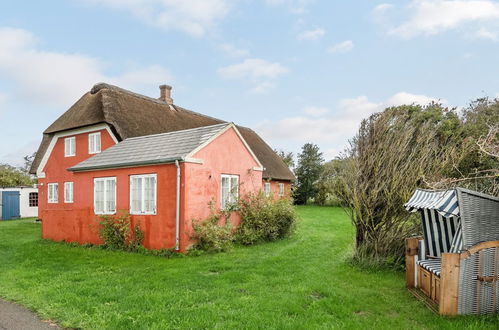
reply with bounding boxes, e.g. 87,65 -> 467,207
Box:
191,209 -> 234,253
97,211 -> 144,252
236,193 -> 297,245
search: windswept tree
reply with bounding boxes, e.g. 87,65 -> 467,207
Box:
293,143 -> 324,204
333,104 -> 460,266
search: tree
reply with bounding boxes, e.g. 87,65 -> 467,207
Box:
0,164 -> 35,187
274,149 -> 295,169
293,143 -> 324,204
315,159 -> 345,206
427,98 -> 499,195
333,104 -> 459,266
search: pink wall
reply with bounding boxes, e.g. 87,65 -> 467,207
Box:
181,127 -> 263,250
39,128 -> 116,241
263,180 -> 292,199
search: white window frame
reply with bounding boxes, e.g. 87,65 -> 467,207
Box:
264,182 -> 271,197
48,183 -> 58,203
94,177 -> 116,215
64,137 -> 76,157
278,183 -> 284,197
64,182 -> 74,203
130,174 -> 157,215
221,174 -> 239,210
88,132 -> 101,154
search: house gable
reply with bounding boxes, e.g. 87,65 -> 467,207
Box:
38,124 -> 118,178
187,123 -> 264,171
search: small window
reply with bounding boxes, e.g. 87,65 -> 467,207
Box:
64,137 -> 76,157
264,182 -> 271,197
64,182 -> 74,203
221,174 -> 239,209
278,183 -> 284,197
29,192 -> 38,207
94,177 -> 116,214
88,132 -> 101,154
130,174 -> 157,215
48,183 -> 58,203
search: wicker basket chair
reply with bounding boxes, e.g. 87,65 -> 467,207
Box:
404,187 -> 499,315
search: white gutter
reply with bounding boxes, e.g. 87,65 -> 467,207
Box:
175,160 -> 181,251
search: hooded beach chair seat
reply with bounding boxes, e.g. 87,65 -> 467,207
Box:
404,187 -> 499,315
417,259 -> 441,276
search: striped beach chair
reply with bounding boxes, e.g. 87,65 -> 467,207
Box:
404,188 -> 499,315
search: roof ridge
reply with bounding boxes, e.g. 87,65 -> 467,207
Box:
91,82 -> 172,107
125,122 -> 230,141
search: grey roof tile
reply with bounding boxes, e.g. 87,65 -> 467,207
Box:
69,123 -> 229,171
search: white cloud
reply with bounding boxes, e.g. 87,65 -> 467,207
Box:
328,40 -> 354,53
303,106 -> 329,117
373,3 -> 394,14
80,0 -> 231,37
296,28 -> 326,41
384,92 -> 447,107
218,58 -> 289,93
381,0 -> 499,39
264,0 -> 314,13
474,27 -> 498,40
219,43 -> 250,57
0,27 -> 172,107
256,92 -> 446,159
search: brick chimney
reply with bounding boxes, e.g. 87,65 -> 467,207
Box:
159,84 -> 173,105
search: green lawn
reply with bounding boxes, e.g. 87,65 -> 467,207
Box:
0,207 -> 497,329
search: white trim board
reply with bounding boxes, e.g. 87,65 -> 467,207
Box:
37,123 -> 119,178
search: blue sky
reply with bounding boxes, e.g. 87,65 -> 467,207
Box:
1,0 -> 499,166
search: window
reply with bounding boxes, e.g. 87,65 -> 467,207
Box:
94,177 -> 116,214
48,183 -> 58,203
64,137 -> 76,157
64,182 -> 74,203
278,183 -> 284,197
88,132 -> 101,154
264,182 -> 271,197
221,174 -> 239,209
130,174 -> 157,215
29,192 -> 38,207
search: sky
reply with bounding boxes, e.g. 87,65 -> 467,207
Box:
1,0 -> 499,167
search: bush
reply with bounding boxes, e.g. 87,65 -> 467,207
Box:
191,209 -> 234,253
97,211 -> 144,252
236,193 -> 297,245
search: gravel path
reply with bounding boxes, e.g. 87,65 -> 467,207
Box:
0,299 -> 59,330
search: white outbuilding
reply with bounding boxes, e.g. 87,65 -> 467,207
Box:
0,186 -> 38,220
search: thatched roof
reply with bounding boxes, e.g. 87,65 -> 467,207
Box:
31,83 -> 295,181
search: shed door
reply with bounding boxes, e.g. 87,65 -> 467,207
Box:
1,191 -> 20,220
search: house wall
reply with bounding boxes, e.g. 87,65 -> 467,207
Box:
47,164 -> 177,249
0,187 -> 38,218
38,127 -> 117,241
181,127 -> 263,251
263,180 -> 292,199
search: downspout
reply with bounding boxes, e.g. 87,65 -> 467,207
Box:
175,160 -> 181,251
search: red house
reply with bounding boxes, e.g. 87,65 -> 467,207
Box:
30,83 -> 294,251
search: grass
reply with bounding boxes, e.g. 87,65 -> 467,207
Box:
0,207 -> 498,329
